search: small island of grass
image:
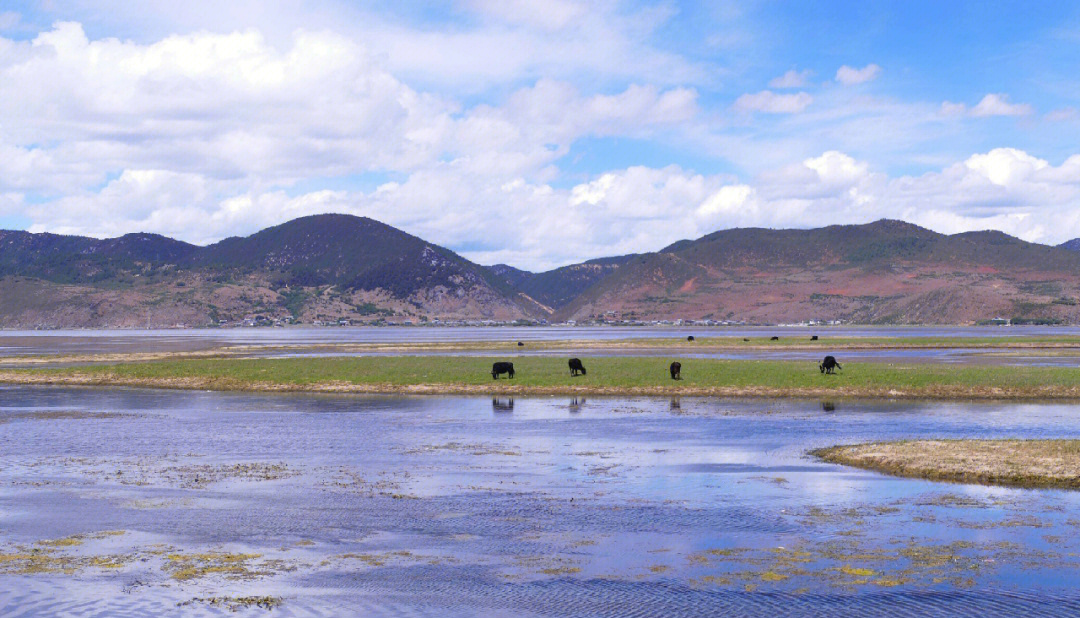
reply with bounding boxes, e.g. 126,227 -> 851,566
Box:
812,439 -> 1080,489
5,355 -> 1080,399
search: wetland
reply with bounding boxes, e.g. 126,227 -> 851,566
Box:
6,388 -> 1080,615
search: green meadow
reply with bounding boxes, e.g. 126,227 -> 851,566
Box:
8,354 -> 1080,399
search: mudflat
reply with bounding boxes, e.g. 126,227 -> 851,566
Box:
813,439 -> 1080,489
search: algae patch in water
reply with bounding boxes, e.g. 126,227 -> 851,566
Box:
164,552 -> 266,581
177,596 -> 284,611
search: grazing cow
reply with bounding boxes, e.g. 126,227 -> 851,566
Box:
517,341 -> 524,347
670,361 -> 682,380
568,358 -> 587,376
810,335 -> 819,341
819,355 -> 842,374
743,338 -> 750,342
687,335 -> 695,342
770,336 -> 780,341
491,361 -> 515,379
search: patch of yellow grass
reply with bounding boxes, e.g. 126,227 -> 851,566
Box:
813,439 -> 1080,489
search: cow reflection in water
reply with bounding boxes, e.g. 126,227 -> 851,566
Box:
821,401 -> 837,412
492,397 -> 514,412
568,397 -> 586,413
670,397 -> 682,412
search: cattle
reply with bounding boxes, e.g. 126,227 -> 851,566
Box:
517,341 -> 525,347
810,335 -> 819,341
770,336 -> 780,341
743,338 -> 750,342
687,335 -> 695,342
491,361 -> 515,379
568,358 -> 587,376
819,355 -> 842,374
670,361 -> 682,380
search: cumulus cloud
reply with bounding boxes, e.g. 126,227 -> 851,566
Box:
768,69 -> 812,88
733,90 -> 812,114
970,93 -> 1034,117
0,23 -> 698,194
835,63 -> 881,85
22,148 -> 1080,270
940,93 -> 1034,118
4,19 -> 1079,270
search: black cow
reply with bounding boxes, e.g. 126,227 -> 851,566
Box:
810,335 -> 819,341
517,341 -> 525,347
670,361 -> 682,380
770,336 -> 780,341
819,356 -> 841,374
743,338 -> 750,342
568,358 -> 587,377
491,361 -> 515,379
687,335 -> 695,342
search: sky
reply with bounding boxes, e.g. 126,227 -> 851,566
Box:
1,1 -> 1079,270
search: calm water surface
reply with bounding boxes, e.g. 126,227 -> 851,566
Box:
4,388 -> 1080,615
2,325 -> 1079,356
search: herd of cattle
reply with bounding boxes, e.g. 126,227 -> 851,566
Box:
491,336 -> 843,380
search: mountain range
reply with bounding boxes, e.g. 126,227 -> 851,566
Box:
2,214 -> 1080,327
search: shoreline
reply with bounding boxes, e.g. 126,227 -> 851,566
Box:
5,370 -> 1080,400
812,440 -> 1080,490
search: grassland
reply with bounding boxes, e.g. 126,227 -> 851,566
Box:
812,440 -> 1080,489
4,355 -> 1080,399
218,334 -> 1080,354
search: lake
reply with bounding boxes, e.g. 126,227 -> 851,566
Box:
4,387 -> 1080,615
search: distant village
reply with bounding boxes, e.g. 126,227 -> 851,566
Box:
210,315 -> 849,328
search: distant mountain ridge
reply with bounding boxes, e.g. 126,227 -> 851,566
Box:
0,215 -> 544,328
556,219 -> 1080,324
1,215 -> 1080,327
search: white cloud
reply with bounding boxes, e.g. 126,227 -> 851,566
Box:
1046,107 -> 1078,122
835,63 -> 881,85
0,11 -> 19,30
0,23 -> 699,196
768,69 -> 812,88
970,93 -> 1033,117
464,0 -> 587,31
940,93 -> 1034,118
23,148 -> 1080,270
733,90 -> 812,114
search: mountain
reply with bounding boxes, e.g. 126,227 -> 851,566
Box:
1059,238 -> 1080,252
486,255 -> 634,310
0,215 -> 544,328
3,216 -> 1080,328
555,220 -> 1080,325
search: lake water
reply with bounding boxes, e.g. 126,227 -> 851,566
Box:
5,388 -> 1080,616
3,325 -> 1080,368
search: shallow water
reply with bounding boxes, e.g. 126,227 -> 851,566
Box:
2,324 -> 1078,356
4,388 -> 1080,615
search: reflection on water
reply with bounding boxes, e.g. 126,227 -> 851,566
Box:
4,388 -> 1080,615
492,397 -> 514,412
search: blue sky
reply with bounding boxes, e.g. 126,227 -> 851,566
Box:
0,1 -> 1078,269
